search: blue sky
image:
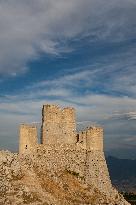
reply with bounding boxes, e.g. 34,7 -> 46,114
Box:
0,0 -> 136,158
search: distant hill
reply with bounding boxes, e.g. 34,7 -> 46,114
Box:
106,156 -> 136,193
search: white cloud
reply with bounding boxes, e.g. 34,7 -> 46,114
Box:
1,69 -> 136,157
0,0 -> 136,156
0,0 -> 136,75
108,111 -> 136,120
1,91 -> 136,153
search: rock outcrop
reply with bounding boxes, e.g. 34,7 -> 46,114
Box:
0,150 -> 130,205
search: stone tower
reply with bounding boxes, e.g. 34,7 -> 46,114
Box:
61,107 -> 76,144
77,126 -> 103,151
41,104 -> 76,144
19,124 -> 38,154
86,127 -> 103,151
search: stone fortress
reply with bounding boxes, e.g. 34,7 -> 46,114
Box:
20,104 -> 103,153
19,104 -> 112,194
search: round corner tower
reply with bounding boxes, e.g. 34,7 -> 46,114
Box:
86,126 -> 103,151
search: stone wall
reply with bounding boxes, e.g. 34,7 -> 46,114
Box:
41,104 -> 76,144
77,126 -> 103,151
31,143 -> 112,194
19,105 -> 103,152
17,104 -> 130,204
19,124 -> 38,154
18,104 -> 113,196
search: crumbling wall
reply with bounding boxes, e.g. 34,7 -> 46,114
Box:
41,105 -> 61,144
61,107 -> 76,144
85,150 -> 112,193
32,144 -> 112,193
19,124 -> 38,154
41,105 -> 76,144
18,104 -> 112,195
77,127 -> 103,151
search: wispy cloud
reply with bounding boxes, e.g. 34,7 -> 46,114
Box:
0,0 -> 136,75
108,111 -> 136,120
1,67 -> 136,149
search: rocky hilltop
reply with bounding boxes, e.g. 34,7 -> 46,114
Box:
0,104 -> 131,204
0,150 -> 130,205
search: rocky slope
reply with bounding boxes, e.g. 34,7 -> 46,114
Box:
0,150 -> 130,205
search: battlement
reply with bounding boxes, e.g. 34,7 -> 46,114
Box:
62,107 -> 75,111
20,124 -> 37,129
89,126 -> 103,131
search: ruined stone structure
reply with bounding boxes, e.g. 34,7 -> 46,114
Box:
41,105 -> 76,144
19,104 -> 112,194
20,104 -> 103,152
0,103 -> 130,205
77,126 -> 103,151
19,124 -> 38,154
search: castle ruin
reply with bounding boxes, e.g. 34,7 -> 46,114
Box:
19,104 -> 112,194
41,105 -> 76,145
19,104 -> 103,153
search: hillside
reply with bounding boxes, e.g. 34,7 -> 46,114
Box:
0,150 -> 130,205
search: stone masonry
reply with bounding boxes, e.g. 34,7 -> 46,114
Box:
41,104 -> 76,144
19,104 -> 112,194
77,126 -> 103,151
19,124 -> 38,154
